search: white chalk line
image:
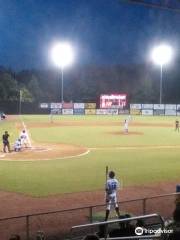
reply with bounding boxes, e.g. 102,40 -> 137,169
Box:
89,145 -> 180,150
0,117 -> 91,161
0,149 -> 90,162
2,144 -> 180,161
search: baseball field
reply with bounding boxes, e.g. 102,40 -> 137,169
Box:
0,114 -> 180,197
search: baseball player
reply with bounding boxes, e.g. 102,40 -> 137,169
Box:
14,138 -> 22,152
124,119 -> 128,133
105,171 -> 121,221
20,130 -> 29,148
175,120 -> 179,132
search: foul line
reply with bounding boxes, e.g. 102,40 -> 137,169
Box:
89,145 -> 180,150
0,149 -> 90,162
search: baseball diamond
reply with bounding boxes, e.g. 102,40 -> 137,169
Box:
0,114 -> 179,196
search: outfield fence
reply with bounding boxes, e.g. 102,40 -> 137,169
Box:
0,192 -> 179,240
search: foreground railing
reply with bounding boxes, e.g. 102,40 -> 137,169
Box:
0,192 -> 179,240
71,213 -> 164,240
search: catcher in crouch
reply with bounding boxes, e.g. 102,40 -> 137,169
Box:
105,170 -> 121,221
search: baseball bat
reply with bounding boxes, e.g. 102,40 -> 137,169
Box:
106,165 -> 108,183
105,166 -> 108,204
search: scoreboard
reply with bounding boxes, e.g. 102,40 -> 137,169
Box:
100,94 -> 127,109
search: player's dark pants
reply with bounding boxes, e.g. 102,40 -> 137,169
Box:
175,127 -> 179,132
3,142 -> 10,153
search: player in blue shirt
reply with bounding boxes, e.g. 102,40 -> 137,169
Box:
105,171 -> 121,221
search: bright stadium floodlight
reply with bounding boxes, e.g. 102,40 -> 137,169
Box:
151,44 -> 173,104
51,42 -> 74,103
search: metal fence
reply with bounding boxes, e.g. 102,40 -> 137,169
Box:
0,192 -> 179,240
71,213 -> 164,240
0,101 -> 48,114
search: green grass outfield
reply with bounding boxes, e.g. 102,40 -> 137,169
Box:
0,114 -> 180,197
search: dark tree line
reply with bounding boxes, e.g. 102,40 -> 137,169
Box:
0,61 -> 180,106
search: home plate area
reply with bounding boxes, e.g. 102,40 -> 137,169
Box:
0,143 -> 88,161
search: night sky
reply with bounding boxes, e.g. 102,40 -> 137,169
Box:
0,0 -> 180,70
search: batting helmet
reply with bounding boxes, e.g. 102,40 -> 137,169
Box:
109,171 -> 115,178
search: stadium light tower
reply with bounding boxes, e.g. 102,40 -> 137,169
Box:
151,44 -> 173,104
51,42 -> 74,103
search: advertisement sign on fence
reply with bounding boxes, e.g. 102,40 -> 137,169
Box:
176,105 -> 180,115
73,103 -> 85,109
118,109 -> 130,115
165,104 -> 176,110
130,104 -> 142,109
62,102 -> 73,109
130,109 -> 141,115
51,108 -> 62,114
153,104 -> 165,110
39,103 -> 49,109
153,109 -> 164,115
96,109 -> 118,115
73,109 -> 85,115
50,103 -> 62,109
85,103 -> 96,109
85,109 -> 96,115
165,109 -> 176,116
62,109 -> 73,115
142,104 -> 153,109
142,109 -> 153,115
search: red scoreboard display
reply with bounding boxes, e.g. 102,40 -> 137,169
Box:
100,94 -> 127,108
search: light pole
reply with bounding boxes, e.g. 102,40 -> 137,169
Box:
151,44 -> 173,104
19,89 -> 22,115
51,42 -> 74,103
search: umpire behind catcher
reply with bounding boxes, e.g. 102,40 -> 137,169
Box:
2,130 -> 10,153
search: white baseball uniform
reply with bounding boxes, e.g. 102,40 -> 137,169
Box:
124,120 -> 128,133
106,178 -> 120,210
20,131 -> 28,147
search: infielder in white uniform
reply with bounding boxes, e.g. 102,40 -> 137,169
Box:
20,130 -> 29,148
105,171 -> 120,221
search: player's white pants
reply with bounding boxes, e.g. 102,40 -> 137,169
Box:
14,146 -> 21,152
106,194 -> 118,210
21,138 -> 28,146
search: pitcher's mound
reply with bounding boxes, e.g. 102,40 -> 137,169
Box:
0,143 -> 89,161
